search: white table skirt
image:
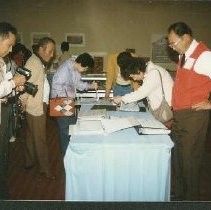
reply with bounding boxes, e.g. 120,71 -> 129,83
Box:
64,110 -> 174,201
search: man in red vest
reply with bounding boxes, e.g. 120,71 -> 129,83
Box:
168,22 -> 211,201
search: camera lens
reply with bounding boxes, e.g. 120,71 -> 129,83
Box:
24,82 -> 38,97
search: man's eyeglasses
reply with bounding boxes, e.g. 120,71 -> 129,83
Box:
168,38 -> 181,49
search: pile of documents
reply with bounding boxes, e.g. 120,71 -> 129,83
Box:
69,108 -> 171,136
78,109 -> 107,120
134,118 -> 171,135
69,116 -> 140,135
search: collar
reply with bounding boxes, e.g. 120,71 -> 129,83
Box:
184,39 -> 198,58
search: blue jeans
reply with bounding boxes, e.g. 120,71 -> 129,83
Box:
56,116 -> 77,156
112,84 -> 132,96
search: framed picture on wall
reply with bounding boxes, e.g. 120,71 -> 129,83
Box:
151,34 -> 172,63
65,33 -> 85,47
31,32 -> 51,46
16,32 -> 23,43
88,52 -> 107,74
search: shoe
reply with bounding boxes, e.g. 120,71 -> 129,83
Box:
9,136 -> 16,143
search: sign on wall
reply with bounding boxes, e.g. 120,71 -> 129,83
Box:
65,33 -> 85,47
151,34 -> 172,63
31,32 -> 51,46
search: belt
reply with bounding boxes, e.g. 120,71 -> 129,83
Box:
116,83 -> 131,87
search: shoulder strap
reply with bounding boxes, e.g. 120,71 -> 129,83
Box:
155,69 -> 165,99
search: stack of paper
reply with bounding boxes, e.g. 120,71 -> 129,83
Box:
78,109 -> 107,120
119,102 -> 140,112
69,119 -> 104,135
69,117 -> 140,135
135,118 -> 171,135
101,117 -> 140,134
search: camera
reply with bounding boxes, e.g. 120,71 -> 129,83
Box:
16,67 -> 31,80
16,67 -> 38,97
24,81 -> 38,97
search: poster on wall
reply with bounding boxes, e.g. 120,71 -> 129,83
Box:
88,52 -> 107,74
65,33 -> 85,47
151,34 -> 172,63
31,32 -> 51,46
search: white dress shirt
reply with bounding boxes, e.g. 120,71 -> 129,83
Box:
184,39 -> 211,78
0,58 -> 15,99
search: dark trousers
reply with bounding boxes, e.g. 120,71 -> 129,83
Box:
25,104 -> 50,174
171,109 -> 209,200
56,116 -> 77,156
0,104 -> 10,199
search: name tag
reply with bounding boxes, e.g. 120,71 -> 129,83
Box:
183,57 -> 195,70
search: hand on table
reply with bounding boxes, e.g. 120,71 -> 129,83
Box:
112,96 -> 122,105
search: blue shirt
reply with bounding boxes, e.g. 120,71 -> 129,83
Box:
51,58 -> 91,98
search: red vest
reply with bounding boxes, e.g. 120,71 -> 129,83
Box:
172,42 -> 211,110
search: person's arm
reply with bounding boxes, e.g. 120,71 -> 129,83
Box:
105,54 -> 117,99
192,100 -> 211,110
194,51 -> 211,78
0,75 -> 26,98
51,67 -> 68,98
75,77 -> 97,91
0,80 -> 15,98
191,51 -> 211,110
121,70 -> 160,104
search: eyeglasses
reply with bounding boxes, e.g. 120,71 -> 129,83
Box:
168,38 -> 181,49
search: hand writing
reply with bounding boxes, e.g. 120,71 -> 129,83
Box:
112,96 -> 122,104
91,81 -> 98,90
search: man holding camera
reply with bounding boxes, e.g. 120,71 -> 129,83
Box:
20,37 -> 55,179
0,22 -> 26,199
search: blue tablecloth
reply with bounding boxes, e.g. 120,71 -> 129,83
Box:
64,109 -> 174,201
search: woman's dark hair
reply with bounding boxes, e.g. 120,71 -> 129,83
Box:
117,51 -> 134,80
121,57 -> 146,80
117,51 -> 132,68
168,22 -> 193,37
61,41 -> 69,52
75,53 -> 94,69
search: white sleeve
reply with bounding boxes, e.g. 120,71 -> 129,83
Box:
0,80 -> 14,98
194,51 -> 211,78
122,70 -> 160,104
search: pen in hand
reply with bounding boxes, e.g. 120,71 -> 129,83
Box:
96,89 -> 99,101
93,80 -> 99,101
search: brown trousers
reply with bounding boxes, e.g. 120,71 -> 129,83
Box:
171,109 -> 209,200
24,103 -> 50,174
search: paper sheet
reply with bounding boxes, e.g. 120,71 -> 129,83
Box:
78,109 -> 106,120
101,117 -> 140,133
136,118 -> 171,135
69,119 -> 104,135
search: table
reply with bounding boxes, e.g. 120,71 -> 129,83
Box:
64,110 -> 174,201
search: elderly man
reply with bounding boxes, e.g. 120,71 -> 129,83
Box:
168,22 -> 211,201
21,37 -> 55,179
